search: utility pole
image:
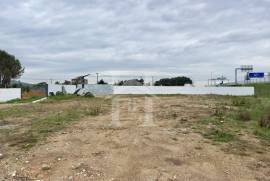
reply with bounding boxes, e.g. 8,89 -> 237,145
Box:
96,73 -> 99,84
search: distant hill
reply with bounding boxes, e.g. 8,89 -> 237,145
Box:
10,80 -> 34,87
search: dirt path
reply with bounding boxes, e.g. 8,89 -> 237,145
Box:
1,96 -> 269,180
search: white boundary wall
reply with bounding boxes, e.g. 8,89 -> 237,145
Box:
113,86 -> 255,96
47,84 -> 255,96
78,84 -> 114,96
48,84 -> 77,95
0,88 -> 21,102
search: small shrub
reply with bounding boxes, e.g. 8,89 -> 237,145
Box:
56,91 -> 65,96
49,92 -> 55,96
259,114 -> 270,128
238,111 -> 251,122
258,107 -> 270,128
213,106 -> 225,118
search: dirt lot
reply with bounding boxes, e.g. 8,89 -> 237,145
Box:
1,95 -> 270,180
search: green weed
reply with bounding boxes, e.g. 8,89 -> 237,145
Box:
203,128 -> 235,142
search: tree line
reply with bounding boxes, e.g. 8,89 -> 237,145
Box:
154,76 -> 192,86
114,77 -> 192,86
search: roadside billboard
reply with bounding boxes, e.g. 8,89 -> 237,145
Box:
248,72 -> 265,78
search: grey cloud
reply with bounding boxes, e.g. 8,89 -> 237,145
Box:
0,0 -> 269,84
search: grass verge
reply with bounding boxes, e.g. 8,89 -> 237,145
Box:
0,95 -> 110,149
194,89 -> 270,155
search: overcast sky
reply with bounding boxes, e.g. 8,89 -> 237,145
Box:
0,0 -> 270,84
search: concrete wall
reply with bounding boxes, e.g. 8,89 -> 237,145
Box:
79,84 -> 113,96
48,84 -> 255,96
0,88 -> 21,102
48,84 -> 77,95
113,86 -> 255,96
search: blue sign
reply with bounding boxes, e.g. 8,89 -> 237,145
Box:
248,72 -> 264,78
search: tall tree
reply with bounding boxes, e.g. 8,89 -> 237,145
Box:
154,76 -> 193,86
0,50 -> 24,87
97,79 -> 108,84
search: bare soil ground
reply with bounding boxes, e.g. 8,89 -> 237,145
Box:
1,95 -> 270,180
